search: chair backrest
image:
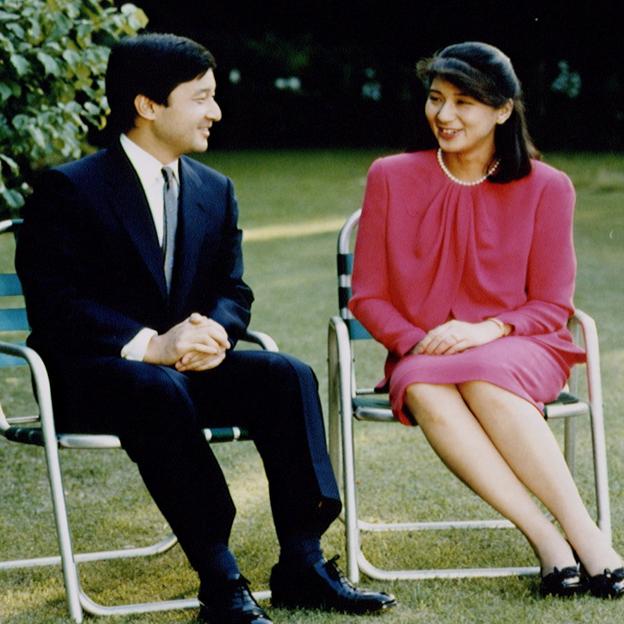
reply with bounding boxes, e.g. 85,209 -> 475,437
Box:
0,219 -> 28,368
336,210 -> 372,341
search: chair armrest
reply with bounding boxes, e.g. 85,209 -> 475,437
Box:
1,331 -> 277,432
241,329 -> 279,352
569,308 -> 600,356
0,341 -> 52,434
569,308 -> 603,407
571,308 -> 595,333
0,218 -> 21,235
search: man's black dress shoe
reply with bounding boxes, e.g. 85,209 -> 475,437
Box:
539,565 -> 586,597
270,555 -> 397,614
586,567 -> 624,598
198,576 -> 273,623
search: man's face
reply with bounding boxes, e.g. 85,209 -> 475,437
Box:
150,69 -> 221,162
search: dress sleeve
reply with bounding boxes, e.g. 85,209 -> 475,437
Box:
496,171 -> 577,335
349,159 -> 426,355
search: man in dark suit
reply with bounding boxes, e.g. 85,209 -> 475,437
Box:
15,33 -> 395,623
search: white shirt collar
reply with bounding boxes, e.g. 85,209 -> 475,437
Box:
119,134 -> 179,188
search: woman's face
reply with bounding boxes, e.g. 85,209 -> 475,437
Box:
425,77 -> 511,160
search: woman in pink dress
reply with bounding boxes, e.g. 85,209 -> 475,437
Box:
350,41 -> 623,598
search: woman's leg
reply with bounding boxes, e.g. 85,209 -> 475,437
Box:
458,380 -> 622,576
405,383 -> 575,572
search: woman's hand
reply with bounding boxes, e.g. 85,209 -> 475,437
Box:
411,319 -> 509,356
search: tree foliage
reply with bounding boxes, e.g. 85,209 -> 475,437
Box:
0,0 -> 148,216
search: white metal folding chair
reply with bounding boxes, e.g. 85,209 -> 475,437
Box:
0,219 -> 275,622
327,209 -> 611,583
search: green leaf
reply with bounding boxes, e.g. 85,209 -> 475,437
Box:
6,22 -> 25,39
1,187 -> 25,210
83,102 -> 100,115
74,64 -> 91,80
120,4 -> 149,30
62,49 -> 81,66
10,54 -> 30,76
1,0 -> 148,216
37,52 -> 61,77
0,83 -> 13,103
0,10 -> 19,23
47,12 -> 71,39
0,154 -> 19,175
11,114 -> 30,131
27,16 -> 43,43
29,125 -> 47,149
75,23 -> 92,48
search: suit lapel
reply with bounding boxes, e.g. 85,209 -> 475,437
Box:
170,157 -> 211,314
103,145 -> 168,301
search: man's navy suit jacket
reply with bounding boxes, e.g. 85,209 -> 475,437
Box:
16,143 -> 254,412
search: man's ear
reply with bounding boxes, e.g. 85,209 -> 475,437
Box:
134,94 -> 160,121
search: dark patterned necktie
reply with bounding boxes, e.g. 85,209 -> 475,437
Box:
161,166 -> 178,293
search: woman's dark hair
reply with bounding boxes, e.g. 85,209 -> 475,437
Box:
416,41 -> 540,182
105,33 -> 216,137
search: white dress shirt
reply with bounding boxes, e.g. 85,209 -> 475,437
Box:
118,134 -> 179,361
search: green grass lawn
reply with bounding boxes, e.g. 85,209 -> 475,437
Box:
1,150 -> 623,623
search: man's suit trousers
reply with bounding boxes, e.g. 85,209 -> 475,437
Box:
51,350 -> 342,575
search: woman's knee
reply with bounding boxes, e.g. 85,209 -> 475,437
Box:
458,380 -> 543,421
404,382 -> 457,427
458,380 -> 514,410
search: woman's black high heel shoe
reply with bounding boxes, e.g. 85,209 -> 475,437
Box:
586,567 -> 624,599
572,543 -> 624,599
540,566 -> 586,597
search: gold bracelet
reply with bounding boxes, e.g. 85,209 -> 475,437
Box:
486,317 -> 510,336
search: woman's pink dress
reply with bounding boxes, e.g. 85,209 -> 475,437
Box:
349,150 -> 586,425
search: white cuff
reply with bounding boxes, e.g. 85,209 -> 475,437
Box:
121,328 -> 158,361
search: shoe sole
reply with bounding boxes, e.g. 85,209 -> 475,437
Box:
271,596 -> 397,614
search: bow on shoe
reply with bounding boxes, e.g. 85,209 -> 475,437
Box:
587,567 -> 624,599
539,565 -> 585,597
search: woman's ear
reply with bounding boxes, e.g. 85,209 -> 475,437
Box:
497,99 -> 514,125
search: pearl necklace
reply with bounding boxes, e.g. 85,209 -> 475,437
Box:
436,148 -> 500,186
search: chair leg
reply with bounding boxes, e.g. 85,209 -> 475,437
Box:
4,339 -> 277,619
341,402 -> 360,584
75,590 -> 271,618
576,310 -> 612,542
0,533 -> 179,570
327,322 -> 342,488
23,351 -> 83,622
42,416 -> 84,622
328,309 -> 612,582
588,392 -> 612,541
563,417 -> 577,476
331,318 -> 361,584
12,439 -> 269,621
